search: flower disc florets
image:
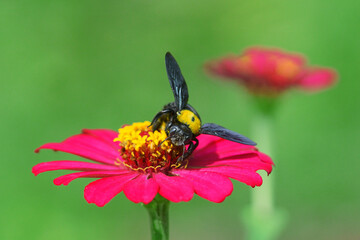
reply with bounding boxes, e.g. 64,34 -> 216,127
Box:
114,121 -> 184,173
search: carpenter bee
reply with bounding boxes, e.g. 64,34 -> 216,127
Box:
151,52 -> 256,161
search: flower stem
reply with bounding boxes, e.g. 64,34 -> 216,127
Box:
241,97 -> 286,240
144,195 -> 170,240
251,110 -> 274,219
251,97 -> 276,224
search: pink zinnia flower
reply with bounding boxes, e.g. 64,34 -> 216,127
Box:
33,121 -> 273,207
205,47 -> 337,96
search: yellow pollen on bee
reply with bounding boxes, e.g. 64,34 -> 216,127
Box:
177,109 -> 201,135
160,122 -> 167,131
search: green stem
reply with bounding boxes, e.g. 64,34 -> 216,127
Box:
250,111 -> 275,220
241,96 -> 286,240
251,96 -> 278,218
251,96 -> 276,221
144,195 -> 170,240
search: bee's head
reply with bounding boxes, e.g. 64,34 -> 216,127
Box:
166,125 -> 184,146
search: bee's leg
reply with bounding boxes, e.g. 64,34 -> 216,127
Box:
178,138 -> 199,163
165,120 -> 173,133
158,136 -> 171,148
176,144 -> 187,163
182,144 -> 186,160
185,138 -> 199,159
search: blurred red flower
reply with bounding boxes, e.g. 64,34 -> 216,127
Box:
33,121 -> 273,206
205,47 -> 337,96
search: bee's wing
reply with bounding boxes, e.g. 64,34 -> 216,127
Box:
200,123 -> 257,146
165,52 -> 189,111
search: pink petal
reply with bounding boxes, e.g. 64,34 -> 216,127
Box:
82,129 -> 119,148
188,135 -> 274,175
195,134 -> 222,152
257,152 -> 274,165
191,157 -> 273,174
190,150 -> 259,167
123,174 -> 159,204
172,169 -> 233,203
32,160 -> 120,176
153,173 -> 194,202
210,138 -> 257,156
35,131 -> 120,165
193,136 -> 257,160
54,170 -> 129,186
189,139 -> 260,168
200,166 -> 263,187
189,152 -> 254,167
82,129 -> 119,142
251,51 -> 269,76
84,173 -> 138,207
205,57 -> 243,79
299,68 -> 337,91
246,47 -> 306,67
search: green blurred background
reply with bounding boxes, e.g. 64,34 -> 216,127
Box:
1,0 -> 359,239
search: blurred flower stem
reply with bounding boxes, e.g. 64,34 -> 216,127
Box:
251,98 -> 275,218
242,97 -> 286,240
144,195 -> 170,240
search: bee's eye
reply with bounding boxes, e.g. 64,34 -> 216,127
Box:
191,116 -> 195,122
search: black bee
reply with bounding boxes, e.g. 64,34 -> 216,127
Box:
151,52 -> 256,161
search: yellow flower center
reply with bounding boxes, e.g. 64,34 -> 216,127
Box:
113,121 -> 185,173
275,58 -> 301,80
